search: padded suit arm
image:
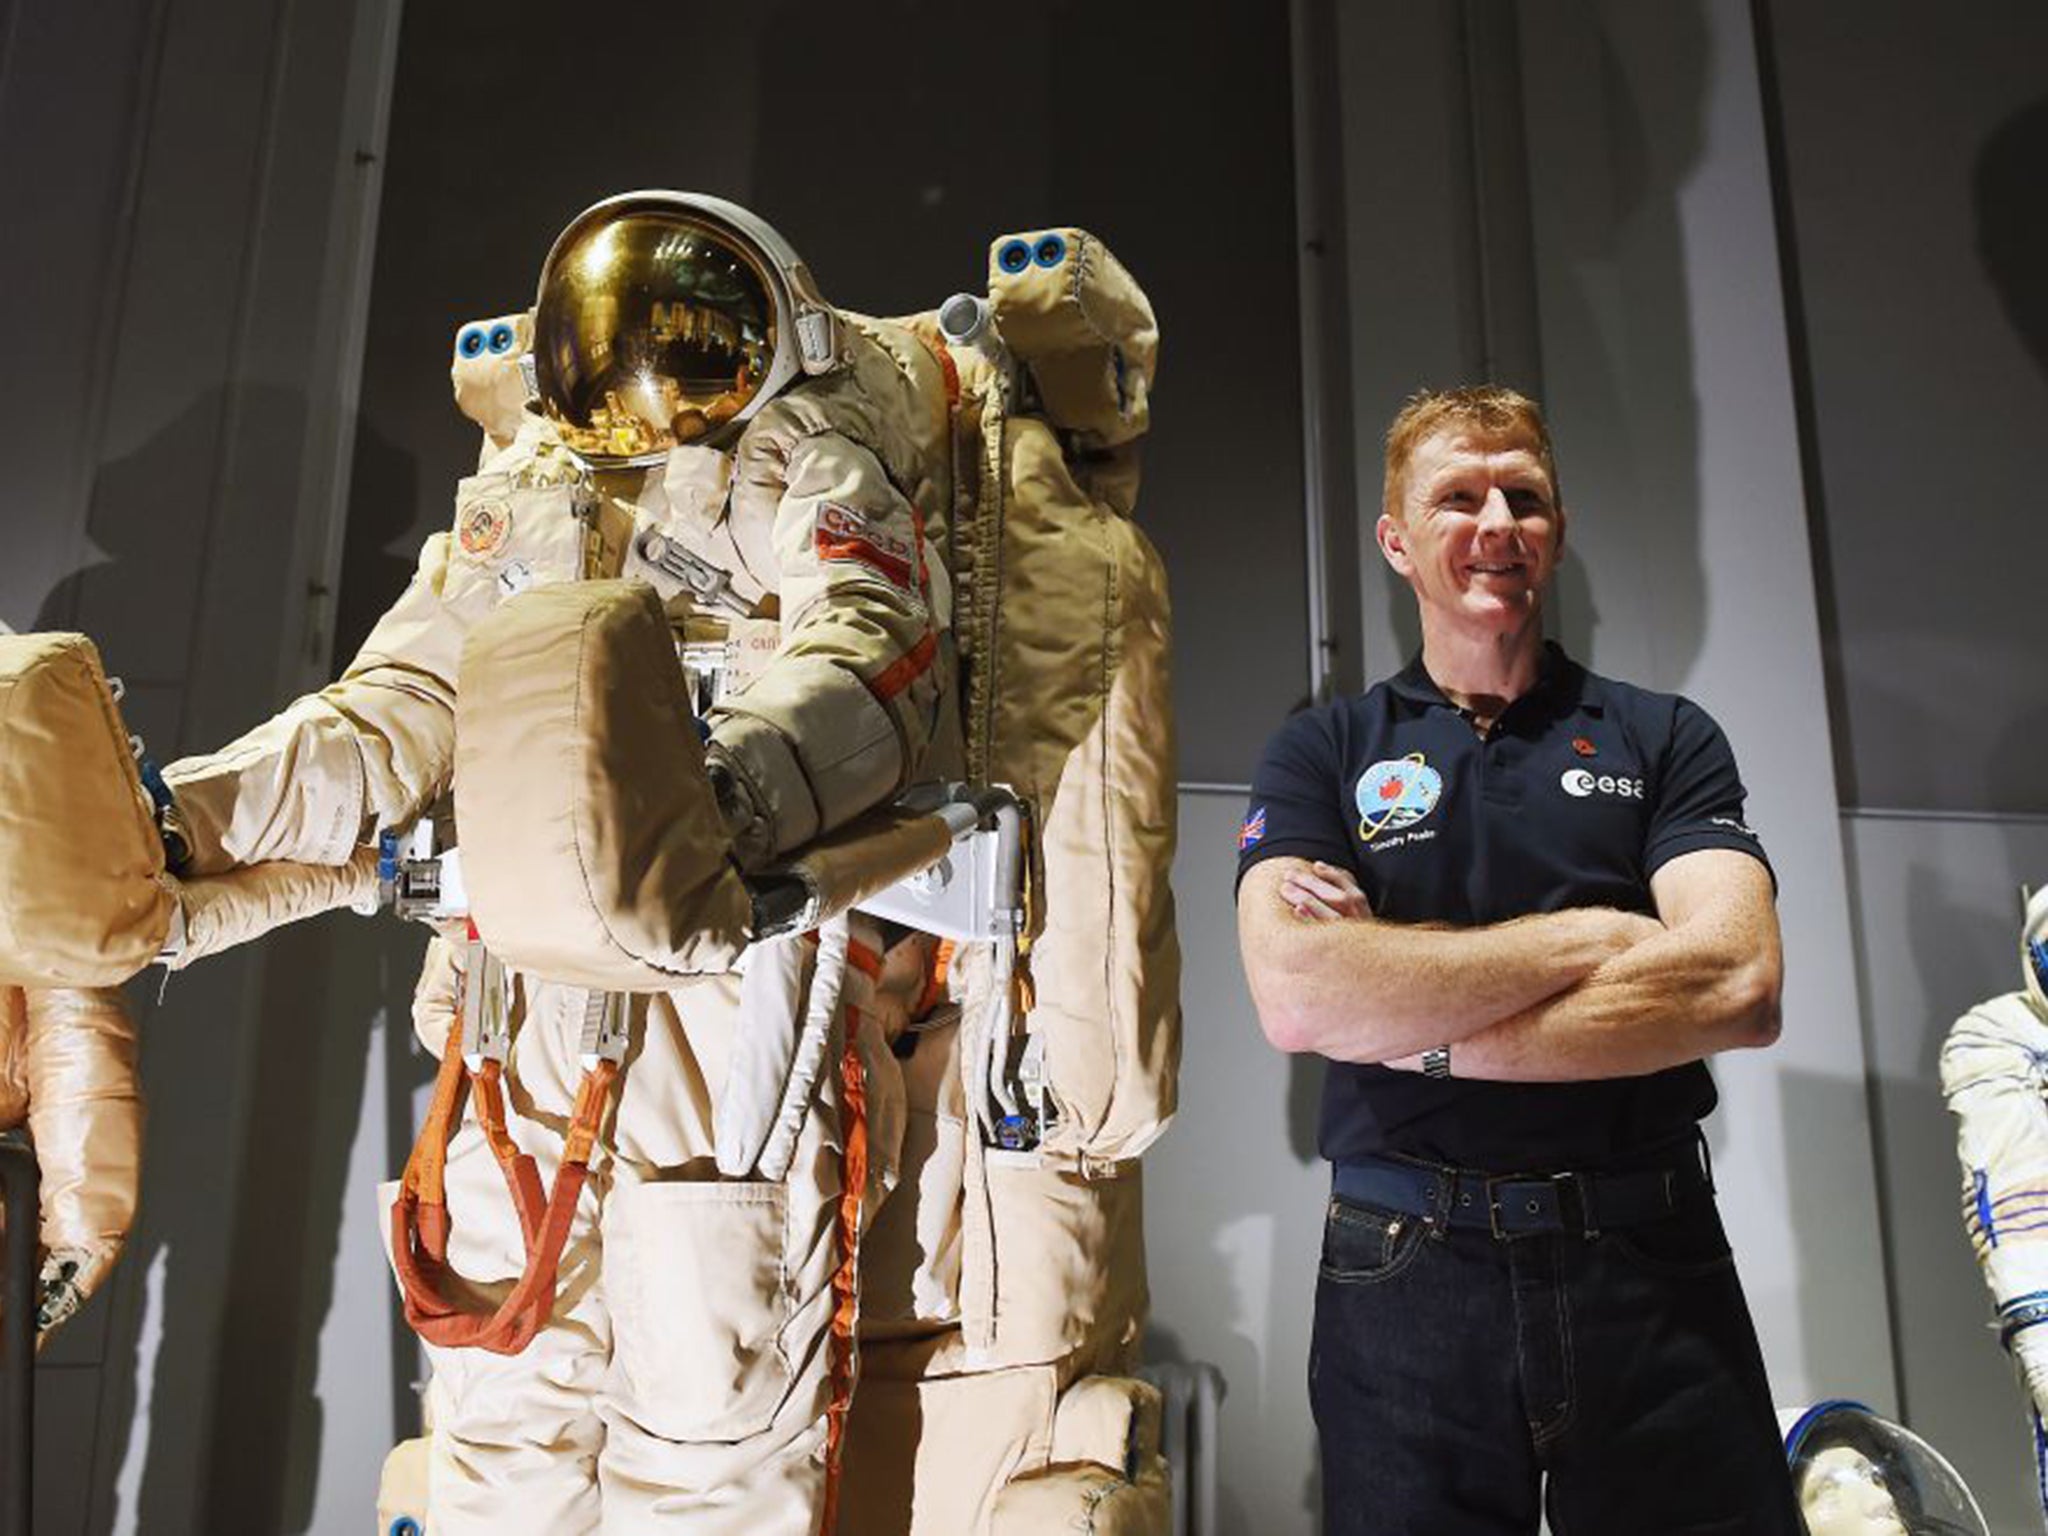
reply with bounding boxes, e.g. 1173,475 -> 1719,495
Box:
163,534 -> 467,873
706,430 -> 946,866
23,986 -> 140,1303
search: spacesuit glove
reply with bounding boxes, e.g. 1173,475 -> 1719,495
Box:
34,1247 -> 103,1339
706,752 -> 774,872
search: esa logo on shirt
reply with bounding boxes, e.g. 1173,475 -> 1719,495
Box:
1560,767 -> 1645,800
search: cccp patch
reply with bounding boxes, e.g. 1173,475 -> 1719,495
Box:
814,501 -> 917,590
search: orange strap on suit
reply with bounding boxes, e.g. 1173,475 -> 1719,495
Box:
819,977 -> 873,1535
388,969 -> 619,1356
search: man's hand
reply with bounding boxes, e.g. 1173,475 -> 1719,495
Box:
1278,860 -> 1371,921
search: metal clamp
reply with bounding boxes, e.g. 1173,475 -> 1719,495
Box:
578,990 -> 630,1072
462,942 -> 511,1072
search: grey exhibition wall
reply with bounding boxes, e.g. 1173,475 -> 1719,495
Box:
0,0 -> 400,1531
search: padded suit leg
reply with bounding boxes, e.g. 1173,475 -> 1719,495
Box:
416,1116 -> 609,1536
395,969 -> 858,1533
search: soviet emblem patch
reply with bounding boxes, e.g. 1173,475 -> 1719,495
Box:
458,498 -> 513,559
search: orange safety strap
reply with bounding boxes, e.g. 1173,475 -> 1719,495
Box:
915,938 -> 956,1020
818,1003 -> 871,1535
389,984 -> 622,1356
845,936 -> 884,983
909,323 -> 963,420
867,631 -> 938,703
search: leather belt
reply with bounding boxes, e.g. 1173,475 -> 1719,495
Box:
1332,1141 -> 1711,1240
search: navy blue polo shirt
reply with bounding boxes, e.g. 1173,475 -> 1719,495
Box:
1236,643 -> 1771,1171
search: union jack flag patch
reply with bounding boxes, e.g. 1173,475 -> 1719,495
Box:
1238,807 -> 1267,851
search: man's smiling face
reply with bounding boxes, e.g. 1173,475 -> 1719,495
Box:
1377,428 -> 1564,634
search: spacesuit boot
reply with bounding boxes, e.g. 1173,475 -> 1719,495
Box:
1941,883 -> 2048,1522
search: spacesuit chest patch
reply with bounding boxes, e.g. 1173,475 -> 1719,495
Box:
457,498 -> 514,560
814,501 -> 916,589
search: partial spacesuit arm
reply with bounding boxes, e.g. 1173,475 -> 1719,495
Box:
1941,995 -> 2048,1416
163,533 -> 466,873
23,986 -> 141,1332
706,430 -> 945,866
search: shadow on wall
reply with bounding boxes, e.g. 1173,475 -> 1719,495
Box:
1520,0 -> 1709,689
31,386 -> 431,1534
1364,0 -> 1707,687
1975,94 -> 2048,813
1977,94 -> 2048,382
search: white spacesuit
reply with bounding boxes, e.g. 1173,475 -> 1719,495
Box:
160,190 -> 956,1534
1942,883 -> 2048,1526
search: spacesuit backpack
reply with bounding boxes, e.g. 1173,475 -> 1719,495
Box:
829,233 -> 1178,1536
928,226 -> 1180,1174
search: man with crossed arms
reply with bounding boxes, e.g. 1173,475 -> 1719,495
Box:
1236,386 -> 1801,1533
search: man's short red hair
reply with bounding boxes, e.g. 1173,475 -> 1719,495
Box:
1382,386 -> 1559,517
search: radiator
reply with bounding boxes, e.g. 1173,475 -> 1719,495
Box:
1141,1361 -> 1227,1536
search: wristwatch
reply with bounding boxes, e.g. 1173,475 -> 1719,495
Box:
1421,1044 -> 1452,1080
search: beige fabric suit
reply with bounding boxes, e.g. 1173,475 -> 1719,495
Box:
166,314 -> 953,1535
0,984 -> 141,1339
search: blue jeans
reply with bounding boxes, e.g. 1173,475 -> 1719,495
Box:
1310,1175 -> 1801,1534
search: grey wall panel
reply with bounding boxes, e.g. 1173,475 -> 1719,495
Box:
1146,790 -> 1330,1536
1841,811 -> 2048,1535
1764,1 -> 2048,816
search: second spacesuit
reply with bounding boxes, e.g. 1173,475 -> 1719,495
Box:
162,190 -> 955,1533
1942,883 -> 2048,1526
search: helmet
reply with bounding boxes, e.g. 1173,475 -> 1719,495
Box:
1779,1401 -> 1988,1536
2023,884 -> 2048,1018
529,191 -> 842,466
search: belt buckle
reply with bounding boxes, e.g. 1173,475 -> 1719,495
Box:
1552,1170 -> 1599,1239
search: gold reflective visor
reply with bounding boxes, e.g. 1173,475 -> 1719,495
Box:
533,209 -> 779,464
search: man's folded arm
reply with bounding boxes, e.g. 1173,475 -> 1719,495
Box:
1236,855 -> 1658,1063
1418,848 -> 1782,1082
